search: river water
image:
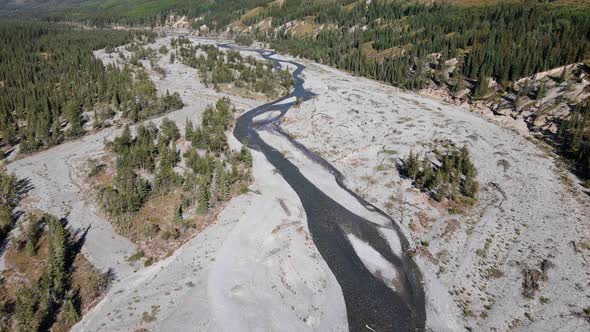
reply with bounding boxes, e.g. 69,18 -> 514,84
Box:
227,45 -> 426,331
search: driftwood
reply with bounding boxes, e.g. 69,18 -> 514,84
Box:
522,259 -> 552,298
522,268 -> 544,298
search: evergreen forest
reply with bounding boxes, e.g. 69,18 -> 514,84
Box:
0,21 -> 182,155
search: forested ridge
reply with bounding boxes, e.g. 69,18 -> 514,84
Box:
6,1 -> 589,95
245,1 -> 590,89
60,0 -> 271,27
0,21 -> 183,155
40,0 -> 590,90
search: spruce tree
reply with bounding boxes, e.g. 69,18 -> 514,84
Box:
14,288 -> 40,332
46,214 -> 68,300
64,99 -> 83,137
239,144 -> 253,168
185,119 -> 195,140
421,157 -> 434,189
405,151 -> 421,181
196,183 -> 209,214
474,73 -> 490,98
62,291 -> 79,325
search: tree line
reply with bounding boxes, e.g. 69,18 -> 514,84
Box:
250,1 -> 590,91
0,20 -> 182,156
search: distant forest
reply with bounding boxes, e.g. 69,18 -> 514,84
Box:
53,1 -> 590,89
250,1 -> 590,89
0,21 -> 182,154
55,0 -> 272,27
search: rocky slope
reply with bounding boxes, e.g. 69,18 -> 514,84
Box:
420,62 -> 590,137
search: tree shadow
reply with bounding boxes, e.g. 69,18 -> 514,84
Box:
70,224 -> 89,255
2,146 -> 16,160
0,177 -> 34,256
0,231 -> 9,258
0,210 -> 25,257
15,177 -> 34,201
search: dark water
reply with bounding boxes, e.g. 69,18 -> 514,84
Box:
225,45 -> 426,331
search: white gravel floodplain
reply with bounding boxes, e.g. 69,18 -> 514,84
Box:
64,35 -> 346,331
5,121 -> 140,278
280,59 -> 590,331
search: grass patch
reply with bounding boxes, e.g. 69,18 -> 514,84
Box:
127,250 -> 145,262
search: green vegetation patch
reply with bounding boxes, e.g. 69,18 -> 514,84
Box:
171,37 -> 293,99
400,145 -> 479,207
0,21 -> 182,156
0,213 -> 111,331
96,98 -> 253,259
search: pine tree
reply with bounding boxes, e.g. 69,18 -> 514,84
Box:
421,156 -> 434,189
214,161 -> 229,202
474,73 -> 490,98
114,124 -> 132,154
62,291 -> 79,326
46,214 -> 68,300
463,168 -> 478,198
14,288 -> 40,332
196,183 -> 209,214
173,204 -> 183,223
50,117 -> 62,145
185,119 -> 194,140
230,163 -> 240,184
0,170 -> 17,208
239,144 -> 253,168
24,216 -> 41,256
405,150 -> 421,181
0,169 -> 17,242
433,175 -> 447,202
64,99 -> 83,137
536,82 -> 547,100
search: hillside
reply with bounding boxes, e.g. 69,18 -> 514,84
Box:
214,0 -> 590,184
0,0 -> 85,15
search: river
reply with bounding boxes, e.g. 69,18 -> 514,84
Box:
226,45 -> 427,331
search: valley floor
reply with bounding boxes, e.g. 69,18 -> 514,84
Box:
279,57 -> 590,331
4,35 -> 350,331
2,32 -> 589,331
